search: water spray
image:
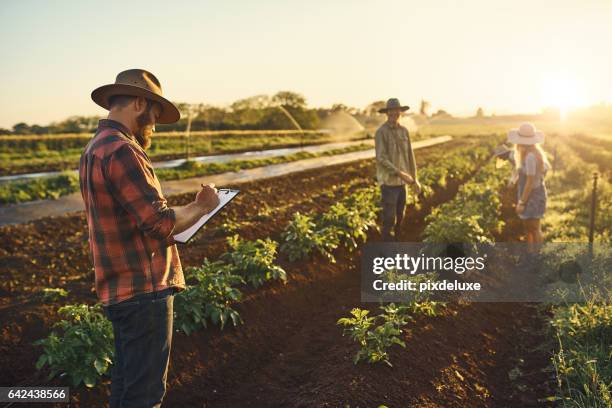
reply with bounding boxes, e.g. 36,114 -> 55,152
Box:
276,104 -> 305,149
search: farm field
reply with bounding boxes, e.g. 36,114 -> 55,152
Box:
0,131 -> 610,407
3,2 -> 612,407
0,141 -> 376,205
0,130 -> 339,176
1,135 -> 546,406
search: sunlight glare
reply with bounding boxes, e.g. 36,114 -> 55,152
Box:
540,73 -> 586,120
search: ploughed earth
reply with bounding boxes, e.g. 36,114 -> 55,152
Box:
0,139 -> 554,407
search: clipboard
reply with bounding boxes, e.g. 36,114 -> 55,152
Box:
173,188 -> 240,244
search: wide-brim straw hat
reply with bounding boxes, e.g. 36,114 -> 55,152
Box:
91,69 -> 180,124
378,98 -> 410,113
507,123 -> 545,145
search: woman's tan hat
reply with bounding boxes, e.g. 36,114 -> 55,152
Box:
91,69 -> 180,124
378,98 -> 410,113
507,123 -> 545,145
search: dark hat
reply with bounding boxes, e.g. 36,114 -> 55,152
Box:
91,69 -> 180,124
378,98 -> 410,113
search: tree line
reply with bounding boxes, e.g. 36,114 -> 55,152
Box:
1,91 -> 351,135
1,90 -> 465,136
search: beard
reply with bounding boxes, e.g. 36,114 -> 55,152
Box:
134,110 -> 154,150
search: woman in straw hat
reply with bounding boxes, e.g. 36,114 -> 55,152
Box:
498,123 -> 550,253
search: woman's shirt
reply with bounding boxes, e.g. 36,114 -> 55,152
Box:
518,151 -> 548,189
507,150 -> 548,188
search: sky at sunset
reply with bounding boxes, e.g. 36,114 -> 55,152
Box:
1,0 -> 611,127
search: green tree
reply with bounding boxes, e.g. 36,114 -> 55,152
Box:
231,95 -> 271,128
272,91 -> 307,109
30,125 -> 49,134
13,122 -> 31,135
231,95 -> 271,111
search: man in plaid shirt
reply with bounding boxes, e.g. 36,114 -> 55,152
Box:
81,69 -> 219,408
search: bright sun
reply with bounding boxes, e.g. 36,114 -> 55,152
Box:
540,73 -> 586,120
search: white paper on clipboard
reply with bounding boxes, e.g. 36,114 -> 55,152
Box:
173,189 -> 239,244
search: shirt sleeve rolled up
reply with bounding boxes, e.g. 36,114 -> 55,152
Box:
105,143 -> 177,245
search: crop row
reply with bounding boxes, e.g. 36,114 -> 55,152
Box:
541,141 -> 611,407
337,156 -> 509,367
422,160 -> 508,244
32,179 -> 385,387
557,134 -> 612,179
544,143 -> 611,243
32,138 -> 496,389
0,130 -> 328,151
0,130 -> 334,176
0,143 -> 372,205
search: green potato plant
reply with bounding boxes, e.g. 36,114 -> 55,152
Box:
224,235 -> 287,288
34,304 -> 114,388
423,162 -> 508,244
174,260 -> 244,335
337,304 -> 409,367
280,212 -> 340,262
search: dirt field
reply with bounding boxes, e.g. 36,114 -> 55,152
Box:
0,140 -> 554,407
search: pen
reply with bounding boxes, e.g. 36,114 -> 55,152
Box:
201,184 -> 229,193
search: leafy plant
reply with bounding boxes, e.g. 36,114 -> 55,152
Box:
0,172 -> 79,204
218,219 -> 243,235
337,304 -> 409,367
423,162 -> 507,244
538,141 -> 612,407
40,287 -> 69,302
224,235 -> 287,288
252,203 -> 274,222
174,260 -> 244,334
382,270 -> 446,316
281,212 -> 339,262
543,252 -> 612,408
34,304 -> 114,388
551,297 -> 612,408
319,187 -> 379,250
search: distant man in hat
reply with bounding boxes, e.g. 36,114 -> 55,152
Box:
80,69 -> 220,408
375,98 -> 421,241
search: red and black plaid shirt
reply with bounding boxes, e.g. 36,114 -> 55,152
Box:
79,119 -> 184,306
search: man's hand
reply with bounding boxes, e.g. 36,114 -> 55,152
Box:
196,183 -> 220,214
398,171 -> 421,194
172,184 -> 221,235
413,180 -> 422,195
398,171 -> 414,184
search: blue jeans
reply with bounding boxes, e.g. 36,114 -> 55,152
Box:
103,288 -> 176,408
381,184 -> 407,241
